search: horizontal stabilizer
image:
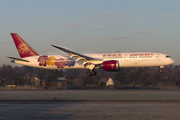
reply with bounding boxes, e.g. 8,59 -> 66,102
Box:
7,57 -> 29,62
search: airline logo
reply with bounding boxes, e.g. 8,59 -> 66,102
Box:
18,43 -> 29,54
129,53 -> 153,56
111,64 -> 115,68
102,54 -> 122,58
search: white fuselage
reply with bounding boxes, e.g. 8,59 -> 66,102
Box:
13,52 -> 175,70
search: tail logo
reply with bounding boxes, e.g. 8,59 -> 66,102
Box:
18,43 -> 29,54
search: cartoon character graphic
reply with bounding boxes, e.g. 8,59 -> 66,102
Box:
38,55 -> 48,66
66,58 -> 75,67
46,56 -> 56,66
55,58 -> 66,68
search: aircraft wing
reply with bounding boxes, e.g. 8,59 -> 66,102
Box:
51,45 -> 102,64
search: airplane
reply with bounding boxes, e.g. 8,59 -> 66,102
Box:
8,33 -> 175,76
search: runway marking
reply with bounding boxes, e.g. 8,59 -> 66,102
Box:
0,100 -> 180,104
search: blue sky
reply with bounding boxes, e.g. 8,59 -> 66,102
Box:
0,0 -> 180,66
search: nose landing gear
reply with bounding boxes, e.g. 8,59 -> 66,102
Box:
159,66 -> 164,73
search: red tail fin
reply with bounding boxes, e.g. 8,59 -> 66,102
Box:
10,33 -> 39,58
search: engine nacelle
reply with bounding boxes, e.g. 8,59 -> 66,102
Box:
103,60 -> 119,71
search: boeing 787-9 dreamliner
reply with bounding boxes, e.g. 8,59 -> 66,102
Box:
8,33 -> 175,76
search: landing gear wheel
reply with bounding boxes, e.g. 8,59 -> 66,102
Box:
87,70 -> 97,76
87,72 -> 92,76
92,71 -> 97,75
159,66 -> 164,73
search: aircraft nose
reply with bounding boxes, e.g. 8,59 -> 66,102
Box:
166,58 -> 175,65
171,59 -> 175,64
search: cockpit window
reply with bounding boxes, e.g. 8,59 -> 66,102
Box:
166,55 -> 171,58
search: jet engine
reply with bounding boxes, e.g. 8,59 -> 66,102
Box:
103,60 -> 119,71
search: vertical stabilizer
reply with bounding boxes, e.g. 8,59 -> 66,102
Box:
10,33 -> 39,58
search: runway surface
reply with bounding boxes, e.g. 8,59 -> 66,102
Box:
0,90 -> 180,120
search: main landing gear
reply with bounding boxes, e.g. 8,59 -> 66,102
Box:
84,63 -> 97,76
87,70 -> 97,76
